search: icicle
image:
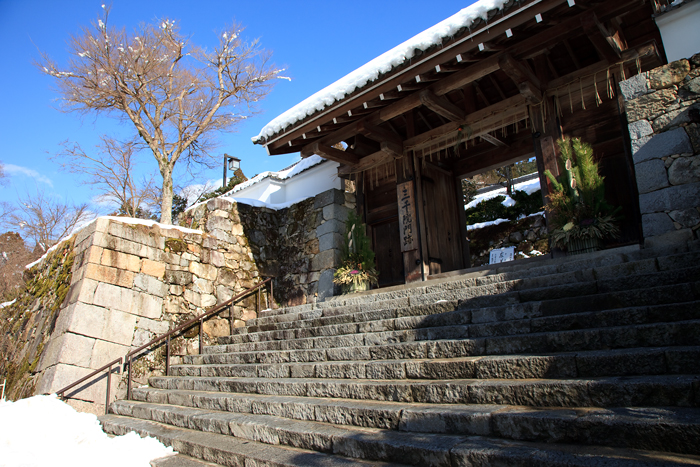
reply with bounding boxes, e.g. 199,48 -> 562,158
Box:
541,101 -> 546,130
568,82 -> 574,114
619,62 -> 626,82
606,68 -> 614,99
636,56 -> 641,76
593,72 -> 602,106
555,94 -> 563,118
403,155 -> 407,179
579,78 -> 586,110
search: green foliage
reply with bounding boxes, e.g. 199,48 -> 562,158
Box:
200,172 -> 247,202
544,137 -> 620,248
465,189 -> 543,225
171,194 -> 188,221
334,210 -> 378,288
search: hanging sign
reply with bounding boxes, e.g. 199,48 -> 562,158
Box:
397,181 -> 418,252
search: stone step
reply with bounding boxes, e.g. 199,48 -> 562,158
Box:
209,289 -> 700,355
172,346 -> 700,381
100,415 -> 407,467
148,373 -> 700,408
188,316 -> 700,369
251,248 -> 700,325
107,400 -> 700,461
151,453 -> 224,467
126,388 -> 700,455
453,436 -> 700,466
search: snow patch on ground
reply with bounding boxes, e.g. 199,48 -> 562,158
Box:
253,0 -> 509,142
466,178 -> 541,209
0,394 -> 175,467
467,211 -> 545,231
0,299 -> 16,309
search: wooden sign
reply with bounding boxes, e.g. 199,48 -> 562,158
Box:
489,246 -> 515,264
397,181 -> 418,252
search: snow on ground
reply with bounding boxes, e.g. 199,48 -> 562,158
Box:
467,211 -> 545,231
253,0 -> 510,142
0,394 -> 175,467
465,177 -> 541,210
0,299 -> 16,309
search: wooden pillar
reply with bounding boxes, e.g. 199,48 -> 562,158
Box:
395,110 -> 426,283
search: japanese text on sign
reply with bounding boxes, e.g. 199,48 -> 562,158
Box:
397,181 -> 418,252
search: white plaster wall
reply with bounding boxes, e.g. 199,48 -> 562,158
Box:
655,1 -> 700,62
233,160 -> 341,204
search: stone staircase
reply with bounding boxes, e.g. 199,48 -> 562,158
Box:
100,245 -> 700,466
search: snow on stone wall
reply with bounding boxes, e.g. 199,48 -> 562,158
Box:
620,55 -> 700,248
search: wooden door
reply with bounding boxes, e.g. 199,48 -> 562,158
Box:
371,219 -> 405,287
420,163 -> 464,275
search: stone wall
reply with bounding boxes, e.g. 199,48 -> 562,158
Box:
0,241 -> 74,401
620,55 -> 700,248
3,187 -> 352,413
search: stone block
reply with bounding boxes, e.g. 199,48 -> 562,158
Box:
652,103 -> 699,132
134,273 -> 167,297
633,128 -> 693,163
631,135 -> 652,155
619,73 -> 649,101
64,278 -> 99,306
634,158 -> 669,194
317,269 -> 336,301
60,302 -> 137,346
165,270 -> 193,286
642,213 -> 675,237
202,236 -> 218,249
625,88 -> 678,122
141,259 -> 165,278
85,246 -> 104,265
36,363 -> 96,402
323,203 -> 349,222
209,250 -> 226,268
193,278 -> 214,295
628,119 -> 654,140
215,285 -> 234,303
206,215 -> 233,232
217,268 -> 237,287
38,332 -> 95,371
639,182 -> 700,213
209,229 -> 234,244
135,316 -> 169,335
84,263 -> 134,288
202,318 -> 230,338
314,189 -> 345,209
310,248 -> 342,271
190,262 -> 218,281
316,219 -> 345,237
108,222 -> 159,248
93,282 -> 128,311
165,295 -> 188,314
669,208 -> 700,228
206,197 -> 234,212
644,228 -> 695,249
318,232 -> 344,252
648,59 -> 690,89
668,155 -> 700,185
90,339 -> 129,369
131,292 -> 163,319
73,220 -> 98,246
687,124 -> 700,153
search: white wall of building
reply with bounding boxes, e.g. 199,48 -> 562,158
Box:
233,158 -> 341,205
655,1 -> 700,62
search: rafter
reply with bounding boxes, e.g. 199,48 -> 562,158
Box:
581,13 -> 622,63
300,142 -> 360,165
498,54 -> 542,104
419,89 -> 466,122
357,121 -> 403,146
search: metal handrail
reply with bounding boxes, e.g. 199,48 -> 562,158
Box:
55,277 -> 273,413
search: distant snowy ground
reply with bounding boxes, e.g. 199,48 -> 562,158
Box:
0,394 -> 175,467
465,177 -> 543,231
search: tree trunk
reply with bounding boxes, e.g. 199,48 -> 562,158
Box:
160,167 -> 174,224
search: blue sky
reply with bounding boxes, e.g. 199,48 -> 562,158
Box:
0,0 -> 473,216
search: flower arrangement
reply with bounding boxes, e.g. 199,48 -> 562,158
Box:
544,137 -> 620,250
333,210 -> 378,292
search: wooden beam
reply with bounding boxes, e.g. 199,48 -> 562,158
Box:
473,80 -> 491,107
357,121 -> 403,146
381,141 -> 403,159
581,13 -> 620,63
338,149 -> 395,176
419,89 -> 466,122
498,54 -> 542,104
302,142 -> 360,165
481,134 -> 509,147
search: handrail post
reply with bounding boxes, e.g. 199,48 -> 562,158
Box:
199,318 -> 204,354
257,287 -> 261,313
270,279 -> 274,309
166,336 -> 171,376
106,363 -> 112,415
127,356 -> 132,400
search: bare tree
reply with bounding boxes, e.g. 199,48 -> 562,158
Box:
0,232 -> 39,301
9,190 -> 92,252
54,136 -> 159,218
39,7 -> 282,223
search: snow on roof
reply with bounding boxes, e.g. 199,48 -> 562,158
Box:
0,394 -> 175,467
253,0 -> 510,143
228,154 -> 327,194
